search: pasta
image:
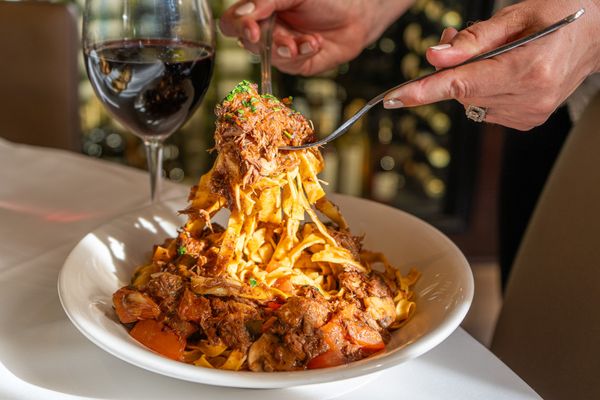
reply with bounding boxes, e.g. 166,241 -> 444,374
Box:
112,81 -> 420,371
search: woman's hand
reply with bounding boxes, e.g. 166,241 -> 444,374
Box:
383,0 -> 600,130
219,0 -> 412,76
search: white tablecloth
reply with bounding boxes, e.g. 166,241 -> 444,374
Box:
0,138 -> 541,399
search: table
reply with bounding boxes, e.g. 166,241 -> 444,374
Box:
0,138 -> 541,399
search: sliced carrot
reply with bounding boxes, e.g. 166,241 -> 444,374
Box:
266,301 -> 282,310
307,319 -> 348,369
320,320 -> 345,349
307,349 -> 346,369
130,320 -> 186,361
345,321 -> 385,351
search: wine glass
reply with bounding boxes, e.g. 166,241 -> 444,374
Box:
82,0 -> 215,202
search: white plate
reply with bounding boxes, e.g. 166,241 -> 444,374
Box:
58,194 -> 473,389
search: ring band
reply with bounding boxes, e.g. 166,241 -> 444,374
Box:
465,105 -> 488,122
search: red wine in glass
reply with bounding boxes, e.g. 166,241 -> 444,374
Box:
85,39 -> 214,141
83,0 -> 215,202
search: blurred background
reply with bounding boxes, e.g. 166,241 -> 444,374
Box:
0,0 -> 502,344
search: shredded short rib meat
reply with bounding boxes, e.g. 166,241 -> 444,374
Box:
210,81 -> 316,207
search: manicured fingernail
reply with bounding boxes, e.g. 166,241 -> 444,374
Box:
277,46 -> 291,58
384,98 -> 404,109
440,27 -> 451,42
235,2 -> 255,16
430,43 -> 452,51
299,42 -> 314,55
244,28 -> 253,42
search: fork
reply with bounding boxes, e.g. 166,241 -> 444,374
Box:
279,8 -> 585,151
260,14 -> 275,95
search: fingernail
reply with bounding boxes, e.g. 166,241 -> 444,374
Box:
235,2 -> 255,16
440,27 -> 450,37
430,43 -> 452,51
244,28 -> 253,42
384,98 -> 404,109
277,46 -> 291,58
439,28 -> 450,43
299,42 -> 314,55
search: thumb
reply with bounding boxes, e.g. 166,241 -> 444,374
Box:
426,10 -> 527,68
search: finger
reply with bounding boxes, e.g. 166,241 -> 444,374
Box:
484,113 -> 543,131
219,1 -> 253,37
237,37 -> 260,55
383,58 -> 511,108
273,29 -> 299,59
439,27 -> 458,45
455,94 -> 526,109
243,0 -> 304,20
219,11 -> 262,44
275,46 -> 334,76
425,9 -> 528,68
271,34 -> 321,74
431,28 -> 458,70
271,25 -> 321,65
294,34 -> 321,57
220,0 -> 303,41
459,99 -> 550,131
460,105 -> 523,129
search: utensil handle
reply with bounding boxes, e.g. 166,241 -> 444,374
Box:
260,15 -> 275,95
462,8 -> 584,64
372,8 -> 585,105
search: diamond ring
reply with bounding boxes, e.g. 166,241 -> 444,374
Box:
465,105 -> 488,122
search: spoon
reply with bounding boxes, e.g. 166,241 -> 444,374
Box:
280,8 -> 585,151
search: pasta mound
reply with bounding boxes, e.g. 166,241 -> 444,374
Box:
112,81 -> 420,371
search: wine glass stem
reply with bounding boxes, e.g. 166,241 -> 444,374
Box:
144,139 -> 164,203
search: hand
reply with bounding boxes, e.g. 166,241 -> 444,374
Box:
219,0 -> 412,76
383,0 -> 600,131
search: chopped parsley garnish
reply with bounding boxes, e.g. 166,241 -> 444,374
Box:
241,99 -> 258,113
249,278 -> 258,287
261,93 -> 277,101
177,246 -> 187,255
223,80 -> 253,102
